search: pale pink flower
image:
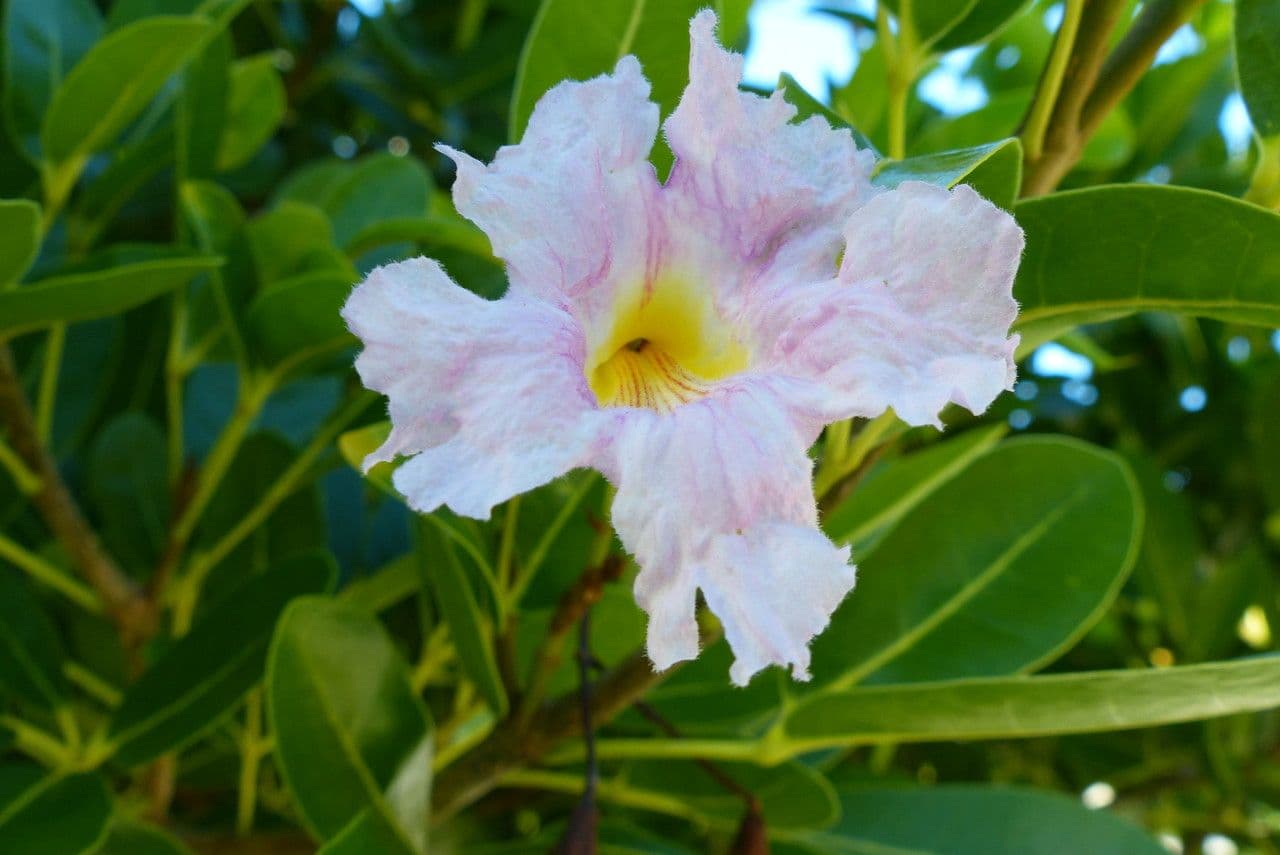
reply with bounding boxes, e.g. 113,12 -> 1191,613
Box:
342,11 -> 1023,686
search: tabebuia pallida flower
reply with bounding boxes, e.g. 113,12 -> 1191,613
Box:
342,10 -> 1023,686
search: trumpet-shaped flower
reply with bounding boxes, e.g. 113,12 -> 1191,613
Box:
342,11 -> 1023,685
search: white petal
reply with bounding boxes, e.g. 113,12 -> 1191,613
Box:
603,378 -> 856,684
342,257 -> 600,519
440,57 -> 662,328
754,181 -> 1023,427
662,10 -> 876,295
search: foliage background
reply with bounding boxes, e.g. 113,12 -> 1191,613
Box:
1,0 -> 1280,853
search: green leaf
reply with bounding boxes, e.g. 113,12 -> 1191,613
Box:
86,412 -> 169,573
1235,0 -> 1280,137
783,656 -> 1280,748
511,0 -> 707,147
810,437 -> 1141,688
1013,185 -> 1280,352
0,254 -> 221,338
823,425 -> 1006,555
777,73 -> 878,153
92,820 -> 195,855
872,138 -> 1023,210
784,785 -> 1164,854
0,570 -> 69,711
245,270 -> 356,365
246,202 -> 350,286
267,597 -> 433,852
177,34 -> 231,181
422,522 -> 509,717
318,154 -> 433,250
317,810 -> 416,855
0,768 -> 110,855
2,0 -> 103,162
108,552 -> 336,767
344,215 -> 494,264
216,54 -> 285,172
881,0 -> 979,51
0,200 -> 41,286
41,16 -> 214,168
934,0 -> 1031,51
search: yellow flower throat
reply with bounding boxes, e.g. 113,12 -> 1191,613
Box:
587,277 -> 748,413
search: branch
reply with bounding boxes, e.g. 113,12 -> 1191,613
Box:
1022,0 -> 1210,197
0,347 -> 150,642
1021,0 -> 1128,197
431,650 -> 666,822
1080,0 -> 1209,138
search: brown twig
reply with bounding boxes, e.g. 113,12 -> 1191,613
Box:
431,650 -> 666,822
0,347 -> 151,644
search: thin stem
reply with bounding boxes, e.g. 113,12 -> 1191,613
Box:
0,715 -> 72,768
814,411 -> 902,499
165,292 -> 189,486
34,324 -> 65,444
0,533 -> 103,613
878,3 -> 913,160
496,495 -> 520,591
0,435 -> 41,494
1020,0 -> 1085,160
578,609 -> 597,801
63,662 -> 122,708
172,391 -> 374,633
236,689 -> 263,835
509,474 -> 595,605
500,768 -> 707,827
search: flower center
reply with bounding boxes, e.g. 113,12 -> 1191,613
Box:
586,276 -> 748,413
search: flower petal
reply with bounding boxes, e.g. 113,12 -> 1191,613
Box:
342,257 -> 600,519
440,57 -> 661,325
662,10 -> 876,290
756,181 -> 1023,428
603,378 -> 856,685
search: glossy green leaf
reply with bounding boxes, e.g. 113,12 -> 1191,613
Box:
1013,185 -> 1280,352
245,269 -> 356,365
177,33 -> 231,181
344,215 -> 493,263
777,73 -> 878,153
246,202 -> 350,286
783,656 -> 1280,748
0,570 -> 68,711
0,200 -> 40,286
215,54 -> 285,172
317,810 -> 416,855
782,785 -> 1164,854
318,154 -> 433,249
41,16 -> 214,167
511,0 -> 707,141
267,597 -> 433,852
92,820 -> 195,855
1235,0 -> 1280,136
0,768 -> 110,855
872,138 -> 1023,210
2,0 -> 103,162
109,552 -> 336,767
341,554 -> 419,615
423,522 -> 509,717
810,437 -> 1141,688
0,255 -> 221,337
934,0 -> 1030,50
881,0 -> 978,50
823,425 -> 1006,554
